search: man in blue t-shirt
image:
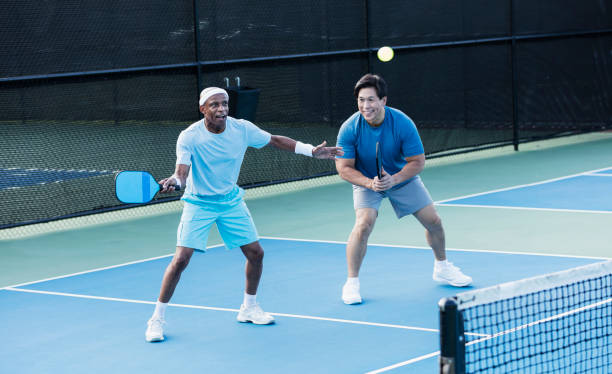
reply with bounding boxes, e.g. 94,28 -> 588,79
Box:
144,87 -> 343,342
335,74 -> 472,305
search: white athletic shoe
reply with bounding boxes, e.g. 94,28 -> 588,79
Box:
342,282 -> 362,305
145,316 -> 165,342
236,303 -> 275,325
433,262 -> 472,287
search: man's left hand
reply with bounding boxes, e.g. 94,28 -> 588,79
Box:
372,168 -> 397,191
312,140 -> 344,159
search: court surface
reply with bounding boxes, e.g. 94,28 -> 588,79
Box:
437,166 -> 612,213
0,238 -> 605,373
0,167 -> 113,190
1,134 -> 612,373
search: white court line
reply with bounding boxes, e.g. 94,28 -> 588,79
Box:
435,166 -> 612,204
259,236 -> 610,260
365,350 -> 440,374
584,173 -> 612,177
3,287 -> 490,336
3,237 -> 605,372
7,237 -> 606,291
435,203 -> 612,215
2,244 -> 224,289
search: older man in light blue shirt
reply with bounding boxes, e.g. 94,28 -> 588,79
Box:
145,87 -> 343,342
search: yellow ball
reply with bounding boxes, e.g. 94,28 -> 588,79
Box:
377,46 -> 394,62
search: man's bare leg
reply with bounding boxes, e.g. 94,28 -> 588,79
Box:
346,208 -> 378,277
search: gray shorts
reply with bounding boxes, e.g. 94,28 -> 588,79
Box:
353,176 -> 433,218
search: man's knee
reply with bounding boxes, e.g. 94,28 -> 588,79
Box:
353,211 -> 377,236
171,249 -> 192,271
355,220 -> 375,235
426,214 -> 444,233
431,214 -> 443,227
415,205 -> 443,230
242,242 -> 264,264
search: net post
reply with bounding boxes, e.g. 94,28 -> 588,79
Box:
439,297 -> 465,374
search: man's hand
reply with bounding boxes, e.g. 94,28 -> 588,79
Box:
312,140 -> 344,159
370,168 -> 397,192
158,176 -> 179,193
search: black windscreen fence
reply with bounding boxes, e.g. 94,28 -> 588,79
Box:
1,0 -> 611,227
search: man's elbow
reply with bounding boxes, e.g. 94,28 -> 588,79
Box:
408,157 -> 425,174
268,135 -> 279,148
335,163 -> 349,180
416,159 -> 425,173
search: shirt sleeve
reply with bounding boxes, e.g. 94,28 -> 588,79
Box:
336,121 -> 357,159
400,116 -> 425,157
176,132 -> 192,165
242,120 -> 272,149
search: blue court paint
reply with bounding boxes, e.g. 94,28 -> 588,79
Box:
0,290 -> 438,374
440,175 -> 612,212
3,238 -> 602,373
0,167 -> 112,190
592,168 -> 612,175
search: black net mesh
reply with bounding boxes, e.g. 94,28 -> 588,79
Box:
1,0 -> 611,227
461,272 -> 612,373
0,1 -> 195,77
197,0 -> 365,60
368,0 -> 510,46
373,43 -> 514,154
514,0 -> 612,35
517,35 -> 612,139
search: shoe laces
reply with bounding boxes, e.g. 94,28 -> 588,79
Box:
447,262 -> 460,270
438,261 -> 462,273
148,317 -> 165,328
246,303 -> 267,317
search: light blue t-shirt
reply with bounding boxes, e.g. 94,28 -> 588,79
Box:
336,107 -> 424,180
176,117 -> 271,206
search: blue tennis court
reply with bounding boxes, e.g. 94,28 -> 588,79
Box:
0,237 -> 603,373
0,167 -> 113,190
437,167 -> 612,213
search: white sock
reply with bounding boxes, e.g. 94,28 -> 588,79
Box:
346,277 -> 359,287
153,301 -> 168,319
435,259 -> 449,267
244,293 -> 257,307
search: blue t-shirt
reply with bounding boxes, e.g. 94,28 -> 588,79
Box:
336,107 -> 424,180
176,117 -> 271,206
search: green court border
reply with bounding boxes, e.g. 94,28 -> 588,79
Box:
2,132 -> 610,241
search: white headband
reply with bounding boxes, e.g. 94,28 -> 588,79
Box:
199,87 -> 229,106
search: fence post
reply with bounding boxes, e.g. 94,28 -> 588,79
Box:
510,0 -> 520,151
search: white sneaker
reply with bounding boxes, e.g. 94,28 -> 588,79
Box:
342,282 -> 362,304
145,316 -> 165,342
236,303 -> 275,325
433,262 -> 472,287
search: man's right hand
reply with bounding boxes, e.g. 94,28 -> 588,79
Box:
370,168 -> 397,192
159,177 -> 178,193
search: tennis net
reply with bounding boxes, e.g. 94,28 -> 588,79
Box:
439,260 -> 612,373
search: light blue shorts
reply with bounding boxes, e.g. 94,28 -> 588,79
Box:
176,200 -> 259,251
353,176 -> 433,218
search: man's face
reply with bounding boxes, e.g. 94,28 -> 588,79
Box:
357,87 -> 386,125
200,93 -> 229,127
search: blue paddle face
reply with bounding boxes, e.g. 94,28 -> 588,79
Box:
115,171 -> 160,204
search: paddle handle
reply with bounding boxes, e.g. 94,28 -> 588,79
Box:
159,183 -> 181,192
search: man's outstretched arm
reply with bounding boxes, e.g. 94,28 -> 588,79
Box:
267,135 -> 343,159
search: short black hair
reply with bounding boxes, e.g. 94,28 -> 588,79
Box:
354,74 -> 387,99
